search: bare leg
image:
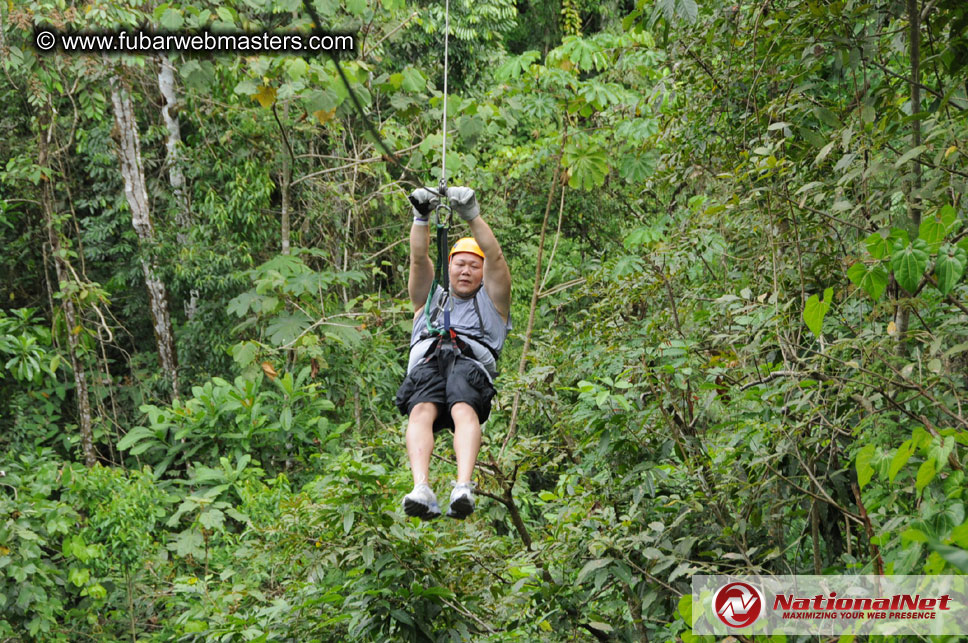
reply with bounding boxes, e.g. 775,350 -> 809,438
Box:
451,402 -> 481,484
406,402 -> 437,486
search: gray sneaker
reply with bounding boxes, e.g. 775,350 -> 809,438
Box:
446,482 -> 475,519
403,483 -> 441,520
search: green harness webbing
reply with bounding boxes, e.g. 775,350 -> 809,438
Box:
424,181 -> 452,339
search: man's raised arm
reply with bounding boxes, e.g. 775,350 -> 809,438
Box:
407,188 -> 437,313
448,187 -> 511,322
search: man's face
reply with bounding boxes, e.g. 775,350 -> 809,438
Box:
449,252 -> 484,297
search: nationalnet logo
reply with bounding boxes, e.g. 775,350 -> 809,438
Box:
713,581 -> 764,627
773,590 -> 953,619
693,575 -> 968,635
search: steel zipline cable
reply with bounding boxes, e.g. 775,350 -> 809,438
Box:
439,0 -> 450,195
300,0 -> 456,332
300,0 -> 452,202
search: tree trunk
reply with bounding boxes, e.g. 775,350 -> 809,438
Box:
281,154 -> 291,255
895,0 -> 922,351
158,55 -> 198,319
110,74 -> 179,399
279,100 -> 292,256
907,0 -> 922,234
38,119 -> 97,467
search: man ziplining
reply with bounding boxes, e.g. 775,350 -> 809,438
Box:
396,186 -> 512,520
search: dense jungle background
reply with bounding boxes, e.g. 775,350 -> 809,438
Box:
2,0 -> 968,640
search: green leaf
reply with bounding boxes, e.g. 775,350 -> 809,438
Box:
86,583 -> 106,600
68,567 -> 90,587
677,593 -> 693,623
951,522 -> 968,548
889,227 -> 910,252
390,609 -> 414,627
938,204 -> 960,234
199,508 -> 225,531
579,81 -> 623,110
312,0 -> 340,18
234,79 -> 258,96
117,426 -> 155,451
563,141 -> 609,190
616,118 -> 659,142
555,36 -> 606,72
343,510 -> 354,534
130,440 -> 160,456
266,312 -> 312,346
494,51 -> 540,82
401,67 -> 425,93
919,214 -> 948,251
814,106 -> 841,128
856,443 -> 875,490
618,153 -> 656,183
912,426 -> 932,451
577,558 -> 611,584
803,286 -> 833,337
183,621 -> 207,634
895,144 -> 927,168
847,263 -> 888,301
930,435 -> 955,471
180,60 -> 215,92
935,244 -> 967,295
174,528 -> 205,558
891,239 -> 929,293
305,89 -> 341,114
232,341 -> 259,366
888,440 -> 914,482
915,458 -> 937,494
814,141 -> 836,166
344,0 -> 366,16
287,58 -> 308,81
864,232 -> 890,260
624,224 -> 666,249
159,7 -> 184,30
458,115 -> 484,141
227,291 -> 259,317
928,542 -> 968,572
216,6 -> 236,25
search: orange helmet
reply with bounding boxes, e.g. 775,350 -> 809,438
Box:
449,237 -> 485,261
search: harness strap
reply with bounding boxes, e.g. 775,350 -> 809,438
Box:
424,284 -> 495,361
471,292 -> 485,334
455,332 -> 500,362
430,285 -> 484,328
423,218 -> 451,338
421,329 -> 483,364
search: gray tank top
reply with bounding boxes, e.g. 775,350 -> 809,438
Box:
408,285 -> 511,379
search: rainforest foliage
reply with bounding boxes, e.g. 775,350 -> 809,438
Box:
2,0 -> 968,640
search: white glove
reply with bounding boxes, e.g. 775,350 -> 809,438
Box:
447,186 -> 480,222
408,187 -> 440,225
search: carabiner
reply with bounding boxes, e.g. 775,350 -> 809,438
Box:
433,179 -> 450,227
434,201 -> 452,228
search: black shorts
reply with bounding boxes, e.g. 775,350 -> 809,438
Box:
395,355 -> 495,432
